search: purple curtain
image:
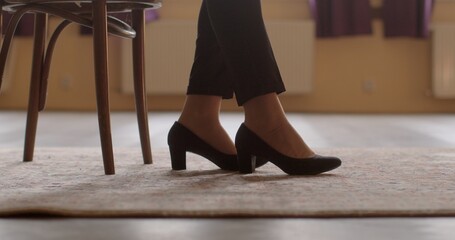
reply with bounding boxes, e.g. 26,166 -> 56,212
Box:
308,0 -> 372,38
2,13 -> 35,36
80,9 -> 160,35
382,0 -> 434,38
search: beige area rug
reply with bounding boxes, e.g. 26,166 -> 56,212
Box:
1,148 -> 455,218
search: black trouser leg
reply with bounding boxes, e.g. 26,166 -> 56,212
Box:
187,0 -> 286,106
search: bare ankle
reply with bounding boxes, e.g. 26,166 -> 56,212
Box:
243,93 -> 289,132
179,95 -> 222,128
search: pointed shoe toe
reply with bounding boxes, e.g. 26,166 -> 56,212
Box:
235,123 -> 341,175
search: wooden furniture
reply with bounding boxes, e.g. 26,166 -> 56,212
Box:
0,0 -> 162,175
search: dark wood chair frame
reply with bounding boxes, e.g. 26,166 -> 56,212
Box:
0,0 -> 162,175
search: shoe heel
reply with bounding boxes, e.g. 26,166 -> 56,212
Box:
237,149 -> 256,174
169,146 -> 186,170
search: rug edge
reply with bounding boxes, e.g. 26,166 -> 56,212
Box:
2,208 -> 455,218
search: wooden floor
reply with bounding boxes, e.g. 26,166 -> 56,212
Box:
1,111 -> 455,240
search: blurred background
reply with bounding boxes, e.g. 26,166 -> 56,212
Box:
1,2 -> 454,238
1,0 -> 455,113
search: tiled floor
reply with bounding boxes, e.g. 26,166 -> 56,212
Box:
1,111 -> 455,240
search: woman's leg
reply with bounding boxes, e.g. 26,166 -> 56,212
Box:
243,93 -> 314,158
178,0 -> 235,155
205,0 -> 314,158
204,0 -> 285,105
180,0 -> 314,158
178,95 -> 236,155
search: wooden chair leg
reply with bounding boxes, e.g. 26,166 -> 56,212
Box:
39,20 -> 72,111
0,8 -> 29,91
132,9 -> 153,165
93,0 -> 115,175
0,6 -> 3,90
23,13 -> 47,162
0,4 -> 2,44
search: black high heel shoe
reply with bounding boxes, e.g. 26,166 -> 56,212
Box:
168,122 -> 268,171
235,123 -> 342,175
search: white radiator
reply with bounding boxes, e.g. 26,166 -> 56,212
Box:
432,24 -> 455,98
121,20 -> 315,95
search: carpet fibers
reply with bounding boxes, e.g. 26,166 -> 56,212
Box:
1,148 -> 455,217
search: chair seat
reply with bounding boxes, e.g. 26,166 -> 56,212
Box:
2,0 -> 162,39
2,4 -> 137,38
4,0 -> 162,13
6,0 -> 160,3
